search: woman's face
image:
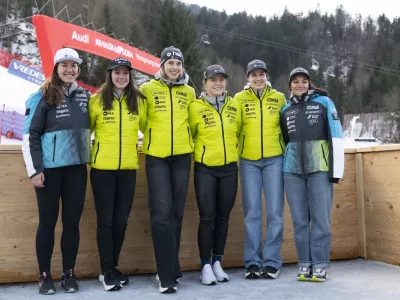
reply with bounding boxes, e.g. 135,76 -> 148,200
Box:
290,75 -> 309,96
248,69 -> 267,90
204,74 -> 226,97
111,66 -> 130,90
163,58 -> 183,81
57,60 -> 79,84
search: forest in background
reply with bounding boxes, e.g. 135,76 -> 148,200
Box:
1,0 -> 400,119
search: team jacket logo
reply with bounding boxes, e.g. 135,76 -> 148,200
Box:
176,91 -> 187,97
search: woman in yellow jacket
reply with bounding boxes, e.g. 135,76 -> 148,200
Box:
89,58 -> 146,292
234,60 -> 286,280
189,65 -> 241,285
140,46 -> 196,294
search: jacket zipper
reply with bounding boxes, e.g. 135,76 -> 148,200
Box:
147,128 -> 152,150
260,100 -> 264,159
201,145 -> 206,163
278,133 -> 284,152
94,142 -> 100,164
321,144 -> 328,166
187,126 -> 193,148
219,100 -> 227,165
258,91 -> 266,159
241,135 -> 245,154
52,135 -> 57,162
169,86 -> 174,156
118,100 -> 122,170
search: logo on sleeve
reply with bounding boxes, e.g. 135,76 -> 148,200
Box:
332,113 -> 339,120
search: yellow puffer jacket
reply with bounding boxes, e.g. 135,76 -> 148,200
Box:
234,86 -> 286,160
189,94 -> 241,166
140,78 -> 196,158
89,93 -> 146,170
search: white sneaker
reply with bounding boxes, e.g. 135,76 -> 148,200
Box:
200,264 -> 217,285
212,261 -> 229,282
311,268 -> 328,282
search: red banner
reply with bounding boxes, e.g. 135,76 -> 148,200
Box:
32,15 -> 160,77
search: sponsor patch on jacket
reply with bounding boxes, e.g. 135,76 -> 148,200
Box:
332,113 -> 339,120
25,108 -> 30,116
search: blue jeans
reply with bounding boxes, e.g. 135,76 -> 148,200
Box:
284,171 -> 333,269
239,156 -> 284,269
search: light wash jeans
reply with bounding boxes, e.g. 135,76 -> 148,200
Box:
239,155 -> 284,269
284,171 -> 333,269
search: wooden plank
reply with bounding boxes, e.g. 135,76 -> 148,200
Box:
355,144 -> 400,153
363,151 -> 400,265
356,153 -> 367,258
0,152 -> 358,283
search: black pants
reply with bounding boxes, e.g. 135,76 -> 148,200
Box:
35,165 -> 87,273
194,162 -> 238,260
145,154 -> 191,286
90,168 -> 136,273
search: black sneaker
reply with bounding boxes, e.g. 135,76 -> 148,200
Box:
38,271 -> 56,295
245,264 -> 260,279
115,269 -> 129,285
61,269 -> 79,293
260,266 -> 281,279
159,281 -> 177,294
102,269 -> 122,291
156,274 -> 181,284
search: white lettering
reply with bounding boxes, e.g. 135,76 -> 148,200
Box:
13,62 -> 46,80
72,30 -> 89,44
95,38 -> 133,58
135,53 -> 160,68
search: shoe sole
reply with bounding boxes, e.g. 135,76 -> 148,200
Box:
297,275 -> 311,281
156,274 -> 180,284
39,289 -> 55,295
99,274 -> 128,285
159,286 -> 177,293
201,280 -> 217,285
61,282 -> 78,293
103,281 -> 122,291
216,278 -> 229,282
63,288 -> 77,293
260,271 -> 280,279
311,276 -> 327,282
245,272 -> 260,279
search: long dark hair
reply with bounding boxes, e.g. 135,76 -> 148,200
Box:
40,64 -> 64,107
96,69 -> 145,114
310,82 -> 329,97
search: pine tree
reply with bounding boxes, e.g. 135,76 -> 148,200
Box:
156,0 -> 204,92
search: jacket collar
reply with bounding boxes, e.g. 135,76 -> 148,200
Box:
289,89 -> 315,104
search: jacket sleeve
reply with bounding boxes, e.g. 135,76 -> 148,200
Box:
280,107 -> 290,145
139,97 -> 148,133
88,95 -> 97,134
188,102 -> 198,139
22,91 -> 46,178
233,99 -> 242,139
324,97 -> 344,183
